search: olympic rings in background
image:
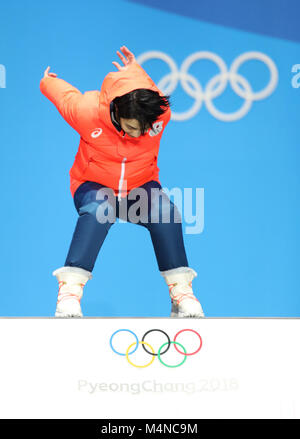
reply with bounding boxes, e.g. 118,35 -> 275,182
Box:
109,328 -> 203,368
136,50 -> 278,122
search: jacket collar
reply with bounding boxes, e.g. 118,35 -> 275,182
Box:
110,101 -> 123,134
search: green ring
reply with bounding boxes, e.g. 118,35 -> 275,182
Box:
157,341 -> 187,368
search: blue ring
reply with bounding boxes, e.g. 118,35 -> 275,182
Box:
110,329 -> 139,356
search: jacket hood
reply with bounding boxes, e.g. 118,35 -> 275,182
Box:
98,62 -> 163,138
100,61 -> 158,103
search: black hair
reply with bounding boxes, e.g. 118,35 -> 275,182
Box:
113,88 -> 171,136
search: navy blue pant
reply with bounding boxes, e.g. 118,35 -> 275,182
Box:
64,180 -> 189,272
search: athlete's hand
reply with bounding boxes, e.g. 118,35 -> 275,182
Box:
43,66 -> 57,78
112,46 -> 137,71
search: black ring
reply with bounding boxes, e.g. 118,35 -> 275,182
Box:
141,329 -> 171,356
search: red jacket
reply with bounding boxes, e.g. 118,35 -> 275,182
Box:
40,62 -> 171,199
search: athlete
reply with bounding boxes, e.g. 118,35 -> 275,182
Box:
40,45 -> 205,318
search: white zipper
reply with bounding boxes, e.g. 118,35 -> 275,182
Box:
118,157 -> 127,201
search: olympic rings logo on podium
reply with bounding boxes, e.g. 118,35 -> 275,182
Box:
109,328 -> 203,368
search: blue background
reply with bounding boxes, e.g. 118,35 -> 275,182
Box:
0,0 -> 299,316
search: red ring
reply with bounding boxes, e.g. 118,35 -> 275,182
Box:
173,329 -> 203,356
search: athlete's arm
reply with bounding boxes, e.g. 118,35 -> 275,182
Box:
40,66 -> 83,132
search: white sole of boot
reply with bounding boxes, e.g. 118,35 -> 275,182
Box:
177,311 -> 204,318
170,300 -> 204,318
55,311 -> 83,318
55,300 -> 83,318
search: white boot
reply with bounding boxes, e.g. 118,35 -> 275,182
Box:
52,266 -> 93,317
161,267 -> 204,318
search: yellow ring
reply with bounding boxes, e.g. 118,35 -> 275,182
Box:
125,341 -> 155,368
